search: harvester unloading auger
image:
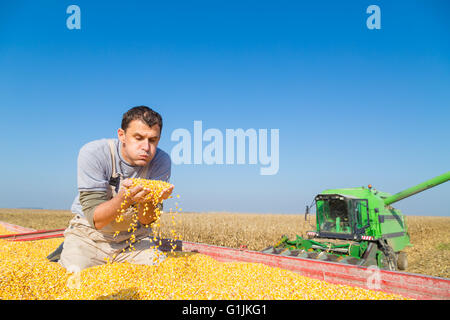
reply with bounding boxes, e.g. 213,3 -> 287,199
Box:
262,172 -> 450,271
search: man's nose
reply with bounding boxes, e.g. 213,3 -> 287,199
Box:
141,141 -> 150,152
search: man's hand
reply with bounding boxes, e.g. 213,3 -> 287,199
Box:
120,178 -> 152,205
120,179 -> 174,226
158,184 -> 174,203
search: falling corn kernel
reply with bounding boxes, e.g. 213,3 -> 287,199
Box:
113,178 -> 183,258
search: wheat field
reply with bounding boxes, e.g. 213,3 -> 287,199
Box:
0,208 -> 448,278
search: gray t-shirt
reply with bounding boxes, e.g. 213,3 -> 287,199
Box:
70,138 -> 171,217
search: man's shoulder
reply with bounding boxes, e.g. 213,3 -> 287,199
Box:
153,148 -> 171,165
80,138 -> 116,155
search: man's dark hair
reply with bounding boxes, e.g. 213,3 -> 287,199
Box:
121,106 -> 163,132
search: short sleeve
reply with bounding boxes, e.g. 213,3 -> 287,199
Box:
148,149 -> 171,182
77,142 -> 110,192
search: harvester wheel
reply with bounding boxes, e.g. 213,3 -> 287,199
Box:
396,251 -> 408,270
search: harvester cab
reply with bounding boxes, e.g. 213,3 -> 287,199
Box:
262,172 -> 450,271
313,193 -> 370,239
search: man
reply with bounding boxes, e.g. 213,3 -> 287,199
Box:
56,106 -> 173,271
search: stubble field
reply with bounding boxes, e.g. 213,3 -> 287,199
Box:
0,208 -> 448,279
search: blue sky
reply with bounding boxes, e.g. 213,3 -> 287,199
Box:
0,0 -> 449,216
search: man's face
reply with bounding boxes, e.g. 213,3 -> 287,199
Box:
118,119 -> 161,166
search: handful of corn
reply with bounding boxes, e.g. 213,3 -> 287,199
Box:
116,178 -> 174,222
124,178 -> 173,206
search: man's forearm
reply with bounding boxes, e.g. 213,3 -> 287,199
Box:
136,202 -> 159,226
93,190 -> 129,229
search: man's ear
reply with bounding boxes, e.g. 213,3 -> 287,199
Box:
117,128 -> 126,143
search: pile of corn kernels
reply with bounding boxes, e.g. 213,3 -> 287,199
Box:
0,225 -> 409,300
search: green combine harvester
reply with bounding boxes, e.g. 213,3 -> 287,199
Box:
262,172 -> 450,271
